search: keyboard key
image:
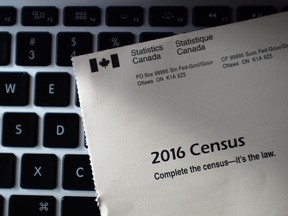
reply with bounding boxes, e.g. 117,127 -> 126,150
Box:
62,155 -> 94,190
98,32 -> 134,51
57,32 -> 93,66
34,72 -> 71,106
139,32 -> 175,42
21,6 -> 58,26
106,6 -> 143,26
43,113 -> 79,148
193,6 -> 232,27
9,195 -> 55,216
20,154 -> 57,189
237,6 -> 277,21
61,196 -> 100,216
0,153 -> 16,188
0,7 -> 16,26
149,6 -> 187,26
283,6 -> 288,11
16,32 -> 52,66
64,6 -> 101,26
0,32 -> 11,65
2,113 -> 38,147
0,72 -> 30,106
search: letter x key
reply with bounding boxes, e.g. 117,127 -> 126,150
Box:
34,166 -> 42,176
21,154 -> 57,189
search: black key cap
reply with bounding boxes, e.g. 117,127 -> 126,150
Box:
2,113 -> 38,147
57,32 -> 93,66
0,32 -> 11,65
43,113 -> 79,148
62,155 -> 94,190
149,6 -> 187,26
0,72 -> 30,106
34,72 -> 71,106
106,6 -> 143,26
62,197 -> 100,216
9,195 -> 55,216
0,7 -> 16,26
16,32 -> 51,66
20,154 -> 57,189
21,6 -> 58,26
283,6 -> 288,11
193,6 -> 232,27
139,32 -> 175,42
0,153 -> 16,188
0,195 -> 3,216
64,6 -> 100,26
237,6 -> 277,21
98,32 -> 134,51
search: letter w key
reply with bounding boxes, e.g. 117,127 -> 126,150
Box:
0,72 -> 30,106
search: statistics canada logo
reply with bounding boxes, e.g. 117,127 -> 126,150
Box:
89,54 -> 120,73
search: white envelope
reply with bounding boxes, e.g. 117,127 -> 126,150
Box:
73,12 -> 288,216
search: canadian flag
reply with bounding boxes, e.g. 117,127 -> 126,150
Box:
89,54 -> 120,73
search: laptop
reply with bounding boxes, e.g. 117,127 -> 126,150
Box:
0,0 -> 287,215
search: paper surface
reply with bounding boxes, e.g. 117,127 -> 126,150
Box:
73,12 -> 288,216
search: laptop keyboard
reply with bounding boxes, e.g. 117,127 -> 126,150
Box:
0,0 -> 286,215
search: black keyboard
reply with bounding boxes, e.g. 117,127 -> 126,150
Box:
0,1 -> 286,216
